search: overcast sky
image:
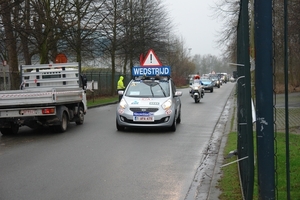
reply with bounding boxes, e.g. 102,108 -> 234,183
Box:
163,0 -> 223,57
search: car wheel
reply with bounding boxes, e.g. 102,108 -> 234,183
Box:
176,109 -> 181,124
170,117 -> 177,132
211,88 -> 213,93
116,120 -> 125,131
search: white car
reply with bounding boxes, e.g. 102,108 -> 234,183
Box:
116,67 -> 182,132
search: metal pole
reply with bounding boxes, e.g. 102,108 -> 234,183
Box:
283,0 -> 291,198
254,0 -> 275,199
237,0 -> 254,199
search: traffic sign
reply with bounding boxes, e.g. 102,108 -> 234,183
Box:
132,66 -> 171,76
141,49 -> 162,67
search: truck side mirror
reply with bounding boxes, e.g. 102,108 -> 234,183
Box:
81,74 -> 87,90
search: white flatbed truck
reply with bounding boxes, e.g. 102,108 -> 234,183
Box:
0,62 -> 87,135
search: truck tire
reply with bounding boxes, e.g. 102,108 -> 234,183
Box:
54,111 -> 69,133
0,125 -> 19,136
75,106 -> 84,125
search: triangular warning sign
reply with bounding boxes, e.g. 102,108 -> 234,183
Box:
141,49 -> 163,67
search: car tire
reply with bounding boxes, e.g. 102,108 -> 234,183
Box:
116,120 -> 125,131
211,88 -> 213,93
176,109 -> 181,124
170,118 -> 176,132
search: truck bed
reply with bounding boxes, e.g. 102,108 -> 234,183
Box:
0,87 -> 84,108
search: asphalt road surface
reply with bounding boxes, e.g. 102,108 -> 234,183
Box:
0,82 -> 236,200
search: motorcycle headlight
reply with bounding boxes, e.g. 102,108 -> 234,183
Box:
162,99 -> 172,110
193,86 -> 200,90
119,98 -> 127,109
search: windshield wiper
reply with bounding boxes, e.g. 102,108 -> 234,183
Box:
150,86 -> 154,97
157,84 -> 167,97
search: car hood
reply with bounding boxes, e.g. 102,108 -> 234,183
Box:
123,96 -> 170,107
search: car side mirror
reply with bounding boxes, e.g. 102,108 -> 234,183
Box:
175,91 -> 182,97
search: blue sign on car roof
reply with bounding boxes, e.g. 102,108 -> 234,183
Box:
132,66 -> 171,76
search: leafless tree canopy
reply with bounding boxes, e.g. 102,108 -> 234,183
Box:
214,0 -> 300,91
1,0 -> 202,90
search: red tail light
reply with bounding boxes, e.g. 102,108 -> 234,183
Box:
42,108 -> 55,114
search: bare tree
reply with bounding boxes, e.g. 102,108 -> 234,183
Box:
63,0 -> 107,65
0,0 -> 193,91
0,0 -> 19,89
288,0 -> 300,89
212,0 -> 239,61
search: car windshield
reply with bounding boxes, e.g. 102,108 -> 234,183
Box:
125,80 -> 170,97
200,79 -> 211,82
210,75 -> 218,80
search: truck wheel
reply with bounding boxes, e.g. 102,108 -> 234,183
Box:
55,111 -> 69,133
75,106 -> 84,125
0,125 -> 19,136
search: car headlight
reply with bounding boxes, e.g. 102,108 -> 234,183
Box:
162,99 -> 172,110
119,98 -> 127,109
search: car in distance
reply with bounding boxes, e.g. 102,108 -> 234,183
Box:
200,78 -> 214,93
209,74 -> 221,88
116,66 -> 182,132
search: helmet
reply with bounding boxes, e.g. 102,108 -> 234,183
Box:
194,75 -> 200,79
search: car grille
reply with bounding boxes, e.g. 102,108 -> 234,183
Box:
130,108 -> 159,112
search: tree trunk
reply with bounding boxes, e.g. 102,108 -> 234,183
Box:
1,1 -> 20,90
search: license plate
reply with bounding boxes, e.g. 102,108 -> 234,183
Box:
133,112 -> 154,122
20,109 -> 36,115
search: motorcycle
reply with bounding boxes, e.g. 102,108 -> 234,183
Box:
189,81 -> 204,103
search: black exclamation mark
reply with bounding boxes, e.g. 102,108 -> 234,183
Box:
150,54 -> 152,63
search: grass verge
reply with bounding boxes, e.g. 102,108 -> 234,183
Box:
87,96 -> 118,107
218,131 -> 300,200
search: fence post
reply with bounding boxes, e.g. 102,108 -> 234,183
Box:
255,0 -> 275,199
237,0 -> 254,199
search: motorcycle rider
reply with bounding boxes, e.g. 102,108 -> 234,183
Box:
190,74 -> 205,98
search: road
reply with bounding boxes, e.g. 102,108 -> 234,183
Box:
0,82 -> 236,200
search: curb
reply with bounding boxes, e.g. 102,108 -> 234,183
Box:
184,86 -> 236,200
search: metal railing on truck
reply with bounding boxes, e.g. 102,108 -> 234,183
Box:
20,63 -> 80,90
